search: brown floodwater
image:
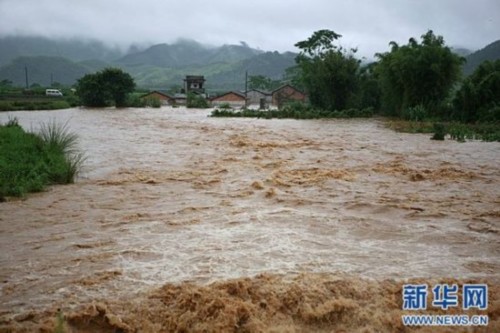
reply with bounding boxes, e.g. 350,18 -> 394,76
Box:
0,107 -> 499,332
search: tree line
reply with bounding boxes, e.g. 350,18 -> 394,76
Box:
289,29 -> 499,123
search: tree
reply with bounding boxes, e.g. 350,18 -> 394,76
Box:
76,68 -> 135,107
248,75 -> 281,91
294,29 -> 360,111
453,59 -> 500,122
375,30 -> 463,117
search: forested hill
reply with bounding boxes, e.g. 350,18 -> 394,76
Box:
116,39 -> 263,67
0,36 -> 296,90
464,40 -> 500,75
0,36 -> 123,66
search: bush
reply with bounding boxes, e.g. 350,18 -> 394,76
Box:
187,93 -> 209,108
218,102 -> 232,110
210,104 -> 374,120
402,105 -> 427,121
431,123 -> 446,140
0,119 -> 84,199
144,97 -> 162,108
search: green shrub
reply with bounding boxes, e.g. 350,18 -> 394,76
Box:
402,105 -> 427,121
187,93 -> 209,108
145,97 -> 162,108
0,119 -> 85,199
218,102 -> 232,110
210,104 -> 374,120
431,123 -> 446,140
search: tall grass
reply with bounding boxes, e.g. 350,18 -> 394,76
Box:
0,119 -> 85,199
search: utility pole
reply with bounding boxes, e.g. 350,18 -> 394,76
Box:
25,66 -> 29,89
245,70 -> 248,108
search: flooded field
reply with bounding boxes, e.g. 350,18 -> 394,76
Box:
0,107 -> 499,332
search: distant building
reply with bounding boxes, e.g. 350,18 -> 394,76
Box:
246,89 -> 272,108
210,91 -> 246,108
141,90 -> 174,105
271,84 -> 306,107
184,75 -> 206,95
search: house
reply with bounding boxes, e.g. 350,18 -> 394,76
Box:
210,91 -> 246,108
184,75 -> 206,95
141,91 -> 174,105
271,84 -> 306,107
246,89 -> 272,108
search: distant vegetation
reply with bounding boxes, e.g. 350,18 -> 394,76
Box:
0,80 -> 79,111
0,118 -> 84,199
76,68 -> 135,107
212,103 -> 374,119
186,92 -> 209,108
213,29 -> 499,142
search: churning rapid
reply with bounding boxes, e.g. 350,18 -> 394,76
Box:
0,108 -> 499,332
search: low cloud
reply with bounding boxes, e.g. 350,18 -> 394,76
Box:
0,0 -> 498,57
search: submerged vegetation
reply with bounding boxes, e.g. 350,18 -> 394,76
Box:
211,103 -> 373,119
387,120 -> 500,142
0,118 -> 84,199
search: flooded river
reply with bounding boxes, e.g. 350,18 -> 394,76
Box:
0,107 -> 499,332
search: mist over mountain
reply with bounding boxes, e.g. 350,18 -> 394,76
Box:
463,40 -> 500,75
117,39 -> 262,68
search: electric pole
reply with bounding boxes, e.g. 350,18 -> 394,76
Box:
25,66 -> 29,89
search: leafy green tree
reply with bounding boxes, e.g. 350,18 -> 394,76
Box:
375,30 -> 463,117
76,67 -> 135,107
248,75 -> 281,91
453,59 -> 500,122
356,63 -> 381,110
294,29 -> 360,111
186,92 -> 209,108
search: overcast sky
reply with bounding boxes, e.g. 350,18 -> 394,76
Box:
0,0 -> 498,58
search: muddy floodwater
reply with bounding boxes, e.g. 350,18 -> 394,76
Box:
0,107 -> 499,332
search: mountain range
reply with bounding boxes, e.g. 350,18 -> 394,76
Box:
0,36 -> 499,91
0,37 -> 295,91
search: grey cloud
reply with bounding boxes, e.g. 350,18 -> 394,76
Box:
0,0 -> 498,58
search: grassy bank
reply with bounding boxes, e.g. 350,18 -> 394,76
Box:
386,120 -> 500,142
0,99 -> 72,111
0,118 -> 84,199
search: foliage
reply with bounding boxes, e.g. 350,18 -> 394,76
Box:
402,105 -> 428,121
431,123 -> 446,140
186,92 -> 209,108
453,59 -> 500,123
355,63 -> 381,110
0,100 -> 71,111
386,120 -> 500,142
76,67 -> 135,107
0,119 -> 84,199
248,75 -> 282,91
144,96 -> 162,108
211,103 -> 373,120
294,29 -> 360,111
375,30 -> 464,117
218,102 -> 232,110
